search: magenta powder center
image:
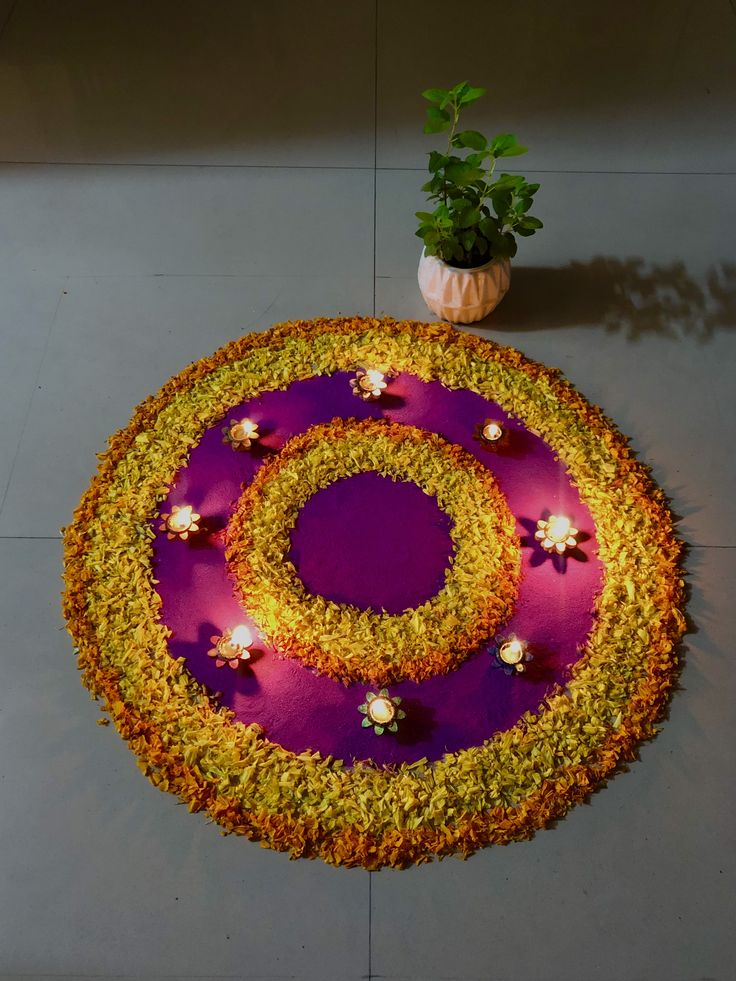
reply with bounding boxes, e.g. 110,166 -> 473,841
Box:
289,472 -> 454,614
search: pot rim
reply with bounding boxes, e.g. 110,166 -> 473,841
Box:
420,247 -> 508,275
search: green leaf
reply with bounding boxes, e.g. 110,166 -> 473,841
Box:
490,134 -> 528,158
490,133 -> 515,153
515,222 -> 540,237
461,230 -> 477,251
374,725 -> 384,735
503,144 -> 528,157
449,195 -> 471,212
504,232 -> 518,257
421,87 -> 448,104
485,226 -> 511,257
439,236 -> 460,262
415,211 -> 435,222
459,85 -> 485,106
424,107 -> 451,134
452,129 -> 487,151
479,216 -> 500,238
491,191 -> 512,217
445,162 -> 485,186
427,150 -> 449,173
361,717 -> 372,727
520,215 -> 543,229
459,206 -> 481,228
489,173 -> 520,193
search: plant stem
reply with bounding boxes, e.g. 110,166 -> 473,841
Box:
477,155 -> 497,214
446,100 -> 460,154
441,99 -> 460,209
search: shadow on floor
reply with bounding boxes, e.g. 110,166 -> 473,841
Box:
486,257 -> 736,341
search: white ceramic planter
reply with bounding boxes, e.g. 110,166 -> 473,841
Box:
417,249 -> 511,324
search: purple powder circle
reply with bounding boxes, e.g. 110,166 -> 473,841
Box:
152,372 -> 603,766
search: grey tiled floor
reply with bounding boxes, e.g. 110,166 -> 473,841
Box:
0,2 -> 734,980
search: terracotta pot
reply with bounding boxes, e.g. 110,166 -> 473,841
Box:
417,248 -> 511,324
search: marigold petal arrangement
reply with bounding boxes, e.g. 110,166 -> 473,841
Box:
226,417 -> 519,685
61,316 -> 686,869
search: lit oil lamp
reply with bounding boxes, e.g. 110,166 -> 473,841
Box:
350,367 -> 387,401
493,635 -> 532,675
480,419 -> 504,445
223,417 -> 259,450
208,625 -> 254,669
535,514 -> 579,554
358,689 -> 406,734
159,504 -> 201,541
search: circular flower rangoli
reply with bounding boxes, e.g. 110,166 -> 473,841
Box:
62,316 -> 685,869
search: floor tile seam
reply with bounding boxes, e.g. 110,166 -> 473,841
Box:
0,160 -> 734,176
0,160 -> 375,172
0,535 -> 62,540
59,273 -> 372,280
371,0 -> 378,319
688,543 -> 736,549
379,167 -> 736,176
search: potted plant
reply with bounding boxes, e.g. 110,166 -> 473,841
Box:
415,81 -> 543,324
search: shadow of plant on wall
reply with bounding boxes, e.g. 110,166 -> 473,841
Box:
488,258 -> 736,341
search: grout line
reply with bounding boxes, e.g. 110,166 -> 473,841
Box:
0,159 -> 734,177
0,159 -> 374,172
378,167 -> 736,176
689,544 -> 736,549
368,21 -> 377,974
368,869 -> 373,981
62,273 -> 366,280
0,535 -> 62,540
0,288 -> 65,521
371,0 -> 378,319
